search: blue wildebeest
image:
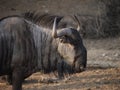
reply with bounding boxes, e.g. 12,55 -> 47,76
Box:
0,12 -> 87,90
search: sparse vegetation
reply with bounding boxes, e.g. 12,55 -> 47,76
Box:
0,0 -> 120,90
73,0 -> 120,38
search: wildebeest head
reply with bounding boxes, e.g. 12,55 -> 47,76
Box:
52,17 -> 87,73
23,12 -> 87,74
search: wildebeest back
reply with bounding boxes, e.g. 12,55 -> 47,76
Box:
0,16 -> 37,77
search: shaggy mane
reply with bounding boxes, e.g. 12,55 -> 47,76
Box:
0,12 -> 63,29
22,12 -> 63,28
0,15 -> 21,21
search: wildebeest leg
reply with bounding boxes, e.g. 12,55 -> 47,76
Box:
39,61 -> 64,84
12,68 -> 23,90
57,61 -> 64,79
7,74 -> 12,85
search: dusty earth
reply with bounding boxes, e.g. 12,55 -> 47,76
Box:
0,0 -> 120,90
1,67 -> 120,90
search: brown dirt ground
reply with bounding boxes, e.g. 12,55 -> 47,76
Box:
0,0 -> 120,90
0,67 -> 120,90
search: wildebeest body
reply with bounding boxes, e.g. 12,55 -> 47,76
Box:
0,17 -> 38,90
0,13 -> 87,90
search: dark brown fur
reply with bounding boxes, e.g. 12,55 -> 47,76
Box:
0,12 -> 87,90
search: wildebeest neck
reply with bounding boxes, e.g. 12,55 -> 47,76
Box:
29,23 -> 59,73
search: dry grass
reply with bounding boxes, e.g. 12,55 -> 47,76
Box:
0,0 -> 120,90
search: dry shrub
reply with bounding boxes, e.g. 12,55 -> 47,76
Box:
74,14 -> 120,39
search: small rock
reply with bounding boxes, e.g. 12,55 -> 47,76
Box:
45,10 -> 49,13
11,8 -> 16,11
102,53 -> 106,57
87,88 -> 91,90
42,5 -> 46,8
114,53 -> 119,57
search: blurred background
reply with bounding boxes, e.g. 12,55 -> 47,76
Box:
0,0 -> 120,90
0,0 -> 120,38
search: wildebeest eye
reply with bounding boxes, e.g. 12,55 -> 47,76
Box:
59,36 -> 70,43
59,36 -> 66,43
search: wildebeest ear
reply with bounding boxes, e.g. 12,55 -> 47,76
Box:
71,14 -> 81,31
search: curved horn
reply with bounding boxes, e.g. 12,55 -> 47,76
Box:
72,15 -> 81,31
57,28 -> 73,37
52,17 -> 57,38
52,17 -> 73,38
